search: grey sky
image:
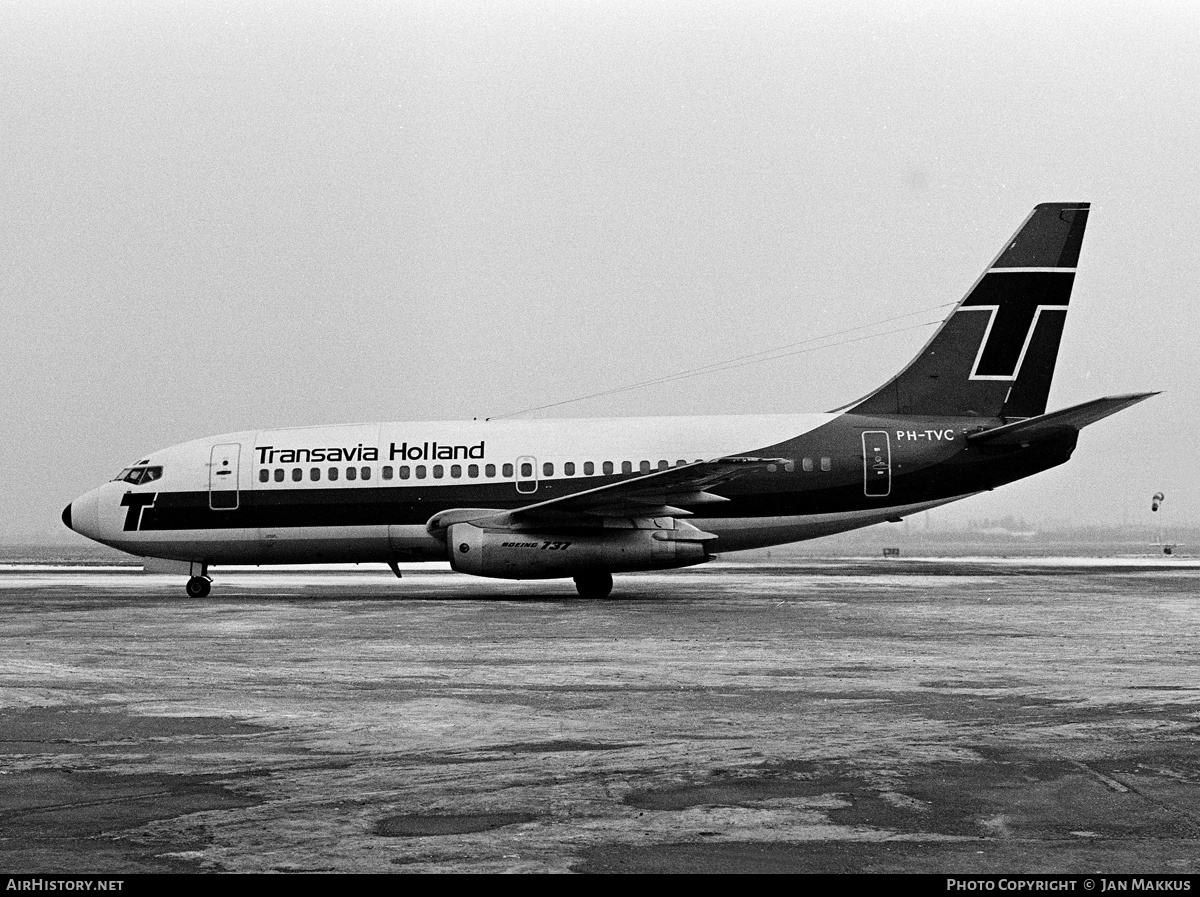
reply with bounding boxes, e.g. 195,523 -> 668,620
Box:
3,1 -> 1196,543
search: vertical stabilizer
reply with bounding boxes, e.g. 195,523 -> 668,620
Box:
847,203 -> 1089,418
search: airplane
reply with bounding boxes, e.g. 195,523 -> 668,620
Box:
62,203 -> 1156,599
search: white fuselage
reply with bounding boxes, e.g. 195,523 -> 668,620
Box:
66,413 -> 968,568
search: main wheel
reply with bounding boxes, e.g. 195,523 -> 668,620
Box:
573,572 -> 613,599
185,576 -> 211,598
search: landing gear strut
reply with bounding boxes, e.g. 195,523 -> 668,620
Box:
573,572 -> 613,599
185,576 -> 212,598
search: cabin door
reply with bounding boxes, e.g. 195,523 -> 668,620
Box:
209,443 -> 242,510
861,431 -> 891,498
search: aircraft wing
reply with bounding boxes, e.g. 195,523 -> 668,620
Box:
966,392 -> 1159,447
426,457 -> 784,534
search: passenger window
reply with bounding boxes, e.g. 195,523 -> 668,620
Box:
292,468 -> 302,482
274,469 -> 284,482
657,460 -> 669,470
802,458 -> 813,472
543,462 -> 554,477
329,467 -> 339,481
311,468 -> 321,481
503,463 -> 513,478
820,457 -> 831,471
399,466 -> 410,480
520,462 -> 532,477
584,462 -> 594,476
767,464 -> 778,473
564,462 -> 575,476
485,463 -> 495,477
346,467 -> 357,481
433,465 -> 444,478
468,464 -> 479,478
676,459 -> 687,467
622,461 -> 633,474
603,461 -> 613,475
639,460 -> 651,474
382,466 -> 393,480
361,466 -> 371,480
451,464 -> 462,478
259,469 -> 269,483
784,461 -> 795,473
416,465 -> 427,479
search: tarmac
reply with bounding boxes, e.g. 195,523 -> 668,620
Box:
1,557 -> 1199,874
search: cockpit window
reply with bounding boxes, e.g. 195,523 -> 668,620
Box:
112,466 -> 163,485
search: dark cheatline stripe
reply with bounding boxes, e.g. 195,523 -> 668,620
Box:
142,484 -> 534,531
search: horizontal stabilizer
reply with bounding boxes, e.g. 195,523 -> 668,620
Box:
966,392 -> 1159,446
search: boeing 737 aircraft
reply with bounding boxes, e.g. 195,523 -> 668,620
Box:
63,203 -> 1154,598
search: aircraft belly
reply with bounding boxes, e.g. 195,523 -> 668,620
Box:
115,530 -> 261,564
389,525 -> 449,561
697,495 -> 975,552
258,525 -> 395,563
119,526 -> 444,565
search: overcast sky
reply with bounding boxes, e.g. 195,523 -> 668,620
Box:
3,1 -> 1196,543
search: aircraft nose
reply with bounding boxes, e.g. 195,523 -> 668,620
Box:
64,489 -> 102,541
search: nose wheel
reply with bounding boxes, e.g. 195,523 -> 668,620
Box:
186,576 -> 212,598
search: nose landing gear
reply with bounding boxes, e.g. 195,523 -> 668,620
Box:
185,575 -> 212,598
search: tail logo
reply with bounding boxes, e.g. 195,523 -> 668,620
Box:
960,269 -> 1074,381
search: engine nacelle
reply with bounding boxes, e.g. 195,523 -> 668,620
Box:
446,523 -> 713,579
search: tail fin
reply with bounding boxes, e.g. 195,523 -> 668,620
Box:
847,203 -> 1090,419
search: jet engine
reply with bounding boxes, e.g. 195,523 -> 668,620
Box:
446,522 -> 713,579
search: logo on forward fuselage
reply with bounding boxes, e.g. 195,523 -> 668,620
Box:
255,441 -> 487,464
257,444 -> 379,464
120,492 -> 157,531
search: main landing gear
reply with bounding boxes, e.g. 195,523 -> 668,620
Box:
185,575 -> 212,598
573,572 -> 613,600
